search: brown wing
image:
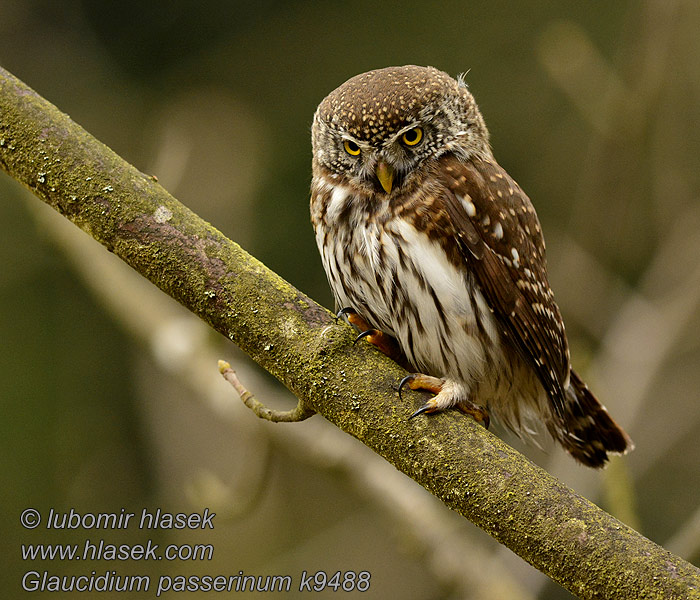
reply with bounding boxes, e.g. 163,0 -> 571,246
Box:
435,154 -> 570,416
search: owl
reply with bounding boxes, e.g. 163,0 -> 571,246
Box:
310,65 -> 632,467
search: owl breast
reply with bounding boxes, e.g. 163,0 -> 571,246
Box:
311,178 -> 544,417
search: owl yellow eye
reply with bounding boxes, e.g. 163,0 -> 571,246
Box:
343,140 -> 361,156
401,127 -> 423,146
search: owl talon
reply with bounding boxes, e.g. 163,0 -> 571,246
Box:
408,398 -> 440,420
338,310 -> 404,363
336,307 -> 375,333
354,328 -> 404,362
400,373 -> 490,427
399,373 -> 443,417
353,329 -> 379,345
397,374 -> 413,399
335,306 -> 357,324
398,373 -> 445,399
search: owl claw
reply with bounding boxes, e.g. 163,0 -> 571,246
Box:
408,398 -> 440,420
397,374 -> 414,400
400,373 -> 490,428
399,373 -> 444,417
335,307 -> 357,323
398,373 -> 445,399
337,310 -> 405,364
353,329 -> 379,345
335,307 -> 374,333
354,328 -> 404,361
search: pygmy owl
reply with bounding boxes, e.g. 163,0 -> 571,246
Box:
310,65 -> 632,467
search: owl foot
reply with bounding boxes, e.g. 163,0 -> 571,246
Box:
336,306 -> 366,326
400,374 -> 490,428
336,307 -> 405,364
456,399 -> 490,429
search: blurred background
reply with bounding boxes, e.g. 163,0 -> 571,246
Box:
1,1 -> 699,598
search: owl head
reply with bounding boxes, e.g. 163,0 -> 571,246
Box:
311,65 -> 491,196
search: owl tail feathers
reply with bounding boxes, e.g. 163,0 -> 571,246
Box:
550,370 -> 634,468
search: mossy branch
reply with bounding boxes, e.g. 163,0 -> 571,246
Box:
1,66 -> 698,600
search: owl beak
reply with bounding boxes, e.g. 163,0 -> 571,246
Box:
375,161 -> 394,193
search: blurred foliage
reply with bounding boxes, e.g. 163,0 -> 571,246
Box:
1,1 -> 699,598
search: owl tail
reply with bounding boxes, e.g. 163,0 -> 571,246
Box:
549,370 -> 633,468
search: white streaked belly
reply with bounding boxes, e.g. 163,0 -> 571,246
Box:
317,199 -> 500,388
313,181 -> 550,432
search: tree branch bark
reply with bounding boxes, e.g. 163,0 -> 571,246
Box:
2,66 -> 698,600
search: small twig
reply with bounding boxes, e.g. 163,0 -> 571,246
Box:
218,360 -> 315,422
